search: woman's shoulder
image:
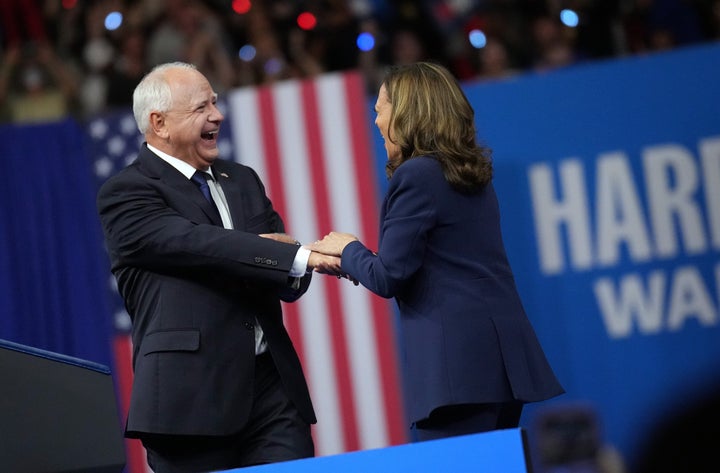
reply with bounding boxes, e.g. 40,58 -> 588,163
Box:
393,155 -> 443,181
397,155 -> 455,191
399,155 -> 440,170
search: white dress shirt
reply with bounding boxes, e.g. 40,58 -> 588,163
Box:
147,144 -> 310,354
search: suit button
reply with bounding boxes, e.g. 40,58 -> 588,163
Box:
244,322 -> 254,331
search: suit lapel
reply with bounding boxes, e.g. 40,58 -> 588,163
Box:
212,163 -> 246,230
138,146 -> 223,225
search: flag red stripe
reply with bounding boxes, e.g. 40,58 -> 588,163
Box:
343,72 -> 408,445
113,336 -> 149,473
256,86 -> 305,366
302,79 -> 360,451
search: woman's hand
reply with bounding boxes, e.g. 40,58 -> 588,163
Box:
307,232 -> 358,257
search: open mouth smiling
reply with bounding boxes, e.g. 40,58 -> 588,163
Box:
201,130 -> 218,141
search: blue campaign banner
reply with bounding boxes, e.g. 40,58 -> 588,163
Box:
371,42 -> 720,469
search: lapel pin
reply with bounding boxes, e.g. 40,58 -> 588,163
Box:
220,172 -> 229,178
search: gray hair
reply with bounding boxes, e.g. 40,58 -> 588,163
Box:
132,62 -> 198,134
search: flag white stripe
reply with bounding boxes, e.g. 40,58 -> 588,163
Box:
272,81 -> 346,455
298,281 -> 346,455
272,81 -> 319,242
227,89 -> 267,191
317,74 -> 388,449
317,75 -> 365,237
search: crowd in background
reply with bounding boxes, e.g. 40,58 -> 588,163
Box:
0,0 -> 718,124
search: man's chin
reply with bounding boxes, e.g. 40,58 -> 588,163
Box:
194,152 -> 219,169
201,148 -> 220,161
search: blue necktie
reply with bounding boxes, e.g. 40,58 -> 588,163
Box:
191,171 -> 213,203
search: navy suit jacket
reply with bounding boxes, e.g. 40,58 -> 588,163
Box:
341,156 -> 564,423
97,145 -> 315,437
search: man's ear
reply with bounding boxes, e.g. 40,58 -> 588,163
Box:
149,111 -> 169,139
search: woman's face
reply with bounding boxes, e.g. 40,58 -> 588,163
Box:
374,84 -> 400,160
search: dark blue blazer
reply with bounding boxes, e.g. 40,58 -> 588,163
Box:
342,156 -> 564,423
97,145 -> 315,437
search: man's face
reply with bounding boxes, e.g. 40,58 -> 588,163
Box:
162,68 -> 224,169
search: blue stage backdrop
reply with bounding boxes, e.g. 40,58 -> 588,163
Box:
1,42 -> 719,472
0,120 -> 114,367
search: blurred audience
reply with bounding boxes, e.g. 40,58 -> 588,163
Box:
146,0 -> 235,93
0,41 -> 79,123
104,27 -> 146,110
0,0 -> 717,123
475,37 -> 520,81
530,14 -> 579,72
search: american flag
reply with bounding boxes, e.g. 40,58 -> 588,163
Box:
88,70 -> 407,472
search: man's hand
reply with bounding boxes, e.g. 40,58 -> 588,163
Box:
307,252 -> 359,286
307,252 -> 341,275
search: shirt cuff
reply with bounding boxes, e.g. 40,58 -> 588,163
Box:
289,245 -> 311,277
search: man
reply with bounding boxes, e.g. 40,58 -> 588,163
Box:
97,62 -> 339,472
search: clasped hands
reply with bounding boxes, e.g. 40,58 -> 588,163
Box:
259,232 -> 359,285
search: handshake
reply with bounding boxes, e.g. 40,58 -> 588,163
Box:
260,232 -> 360,285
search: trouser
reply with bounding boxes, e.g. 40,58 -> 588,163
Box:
412,401 -> 523,442
142,352 -> 314,473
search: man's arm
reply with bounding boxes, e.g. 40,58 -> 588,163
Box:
98,174 -> 301,287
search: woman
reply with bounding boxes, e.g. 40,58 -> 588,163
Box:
309,62 -> 564,441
